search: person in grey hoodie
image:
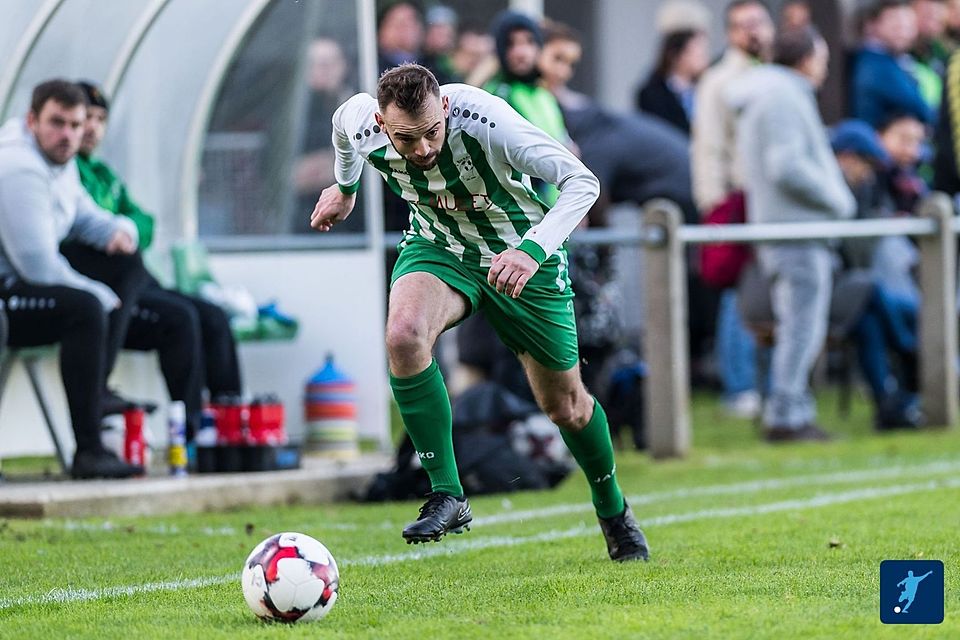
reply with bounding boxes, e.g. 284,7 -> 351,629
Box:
727,26 -> 856,442
0,79 -> 148,478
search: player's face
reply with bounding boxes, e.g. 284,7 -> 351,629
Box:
80,105 -> 108,155
27,99 -> 85,166
377,94 -> 449,170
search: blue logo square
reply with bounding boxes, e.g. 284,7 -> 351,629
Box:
880,560 -> 944,624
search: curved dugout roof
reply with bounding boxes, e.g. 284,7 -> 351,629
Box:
0,0 -> 377,249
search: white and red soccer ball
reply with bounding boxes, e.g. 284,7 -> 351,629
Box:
241,532 -> 339,623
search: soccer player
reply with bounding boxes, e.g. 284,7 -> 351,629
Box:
897,569 -> 933,612
310,64 -> 648,562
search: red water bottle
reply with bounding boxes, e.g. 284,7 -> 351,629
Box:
123,407 -> 146,466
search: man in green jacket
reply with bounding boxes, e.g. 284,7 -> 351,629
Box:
76,81 -> 243,439
484,11 -> 574,206
76,122 -> 154,250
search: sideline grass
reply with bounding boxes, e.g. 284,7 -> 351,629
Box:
1,390 -> 957,639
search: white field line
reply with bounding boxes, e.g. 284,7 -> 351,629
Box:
36,458 -> 960,537
473,458 -> 960,526
39,521 -> 364,535
3,475 -> 958,611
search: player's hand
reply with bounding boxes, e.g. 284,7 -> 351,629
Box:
310,185 -> 356,232
487,248 -> 538,299
105,230 -> 137,255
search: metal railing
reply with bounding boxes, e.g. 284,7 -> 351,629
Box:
640,194 -> 958,459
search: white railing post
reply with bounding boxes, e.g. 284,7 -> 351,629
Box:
641,199 -> 690,458
917,193 -> 958,427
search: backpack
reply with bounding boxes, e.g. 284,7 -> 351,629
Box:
606,361 -> 647,450
359,383 -> 572,502
699,191 -> 752,289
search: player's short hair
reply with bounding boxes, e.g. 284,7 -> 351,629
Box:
30,79 -> 86,115
377,63 -> 440,115
773,25 -> 823,67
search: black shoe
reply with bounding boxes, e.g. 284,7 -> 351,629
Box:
875,392 -> 924,430
598,502 -> 649,562
102,388 -> 158,417
402,492 -> 472,544
71,449 -> 144,479
764,423 -> 832,443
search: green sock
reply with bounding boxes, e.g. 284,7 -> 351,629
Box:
389,359 -> 463,497
560,398 -> 625,518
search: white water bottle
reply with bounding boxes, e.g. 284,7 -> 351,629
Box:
167,401 -> 188,477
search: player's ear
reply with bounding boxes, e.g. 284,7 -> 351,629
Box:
375,113 -> 384,127
441,96 -> 449,116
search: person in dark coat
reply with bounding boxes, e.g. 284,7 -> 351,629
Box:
565,104 -> 697,219
635,29 -> 710,135
849,0 -> 933,127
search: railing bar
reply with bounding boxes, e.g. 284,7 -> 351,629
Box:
677,219 -> 938,245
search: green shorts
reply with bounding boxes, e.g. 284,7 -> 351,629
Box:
391,238 -> 578,371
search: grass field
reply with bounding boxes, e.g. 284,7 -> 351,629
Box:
1,390 -> 958,639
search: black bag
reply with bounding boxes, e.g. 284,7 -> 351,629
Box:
360,383 -> 572,501
606,362 -> 647,450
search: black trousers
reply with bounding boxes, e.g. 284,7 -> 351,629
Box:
0,305 -> 7,356
60,243 -> 151,376
124,277 -> 242,436
0,245 -> 149,453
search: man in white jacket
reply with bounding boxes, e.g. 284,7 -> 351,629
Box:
729,27 -> 856,441
0,79 -> 147,478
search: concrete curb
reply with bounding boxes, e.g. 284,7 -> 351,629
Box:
0,453 -> 391,518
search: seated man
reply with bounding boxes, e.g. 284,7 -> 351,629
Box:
832,119 -> 922,428
76,82 -> 243,439
0,79 -> 147,478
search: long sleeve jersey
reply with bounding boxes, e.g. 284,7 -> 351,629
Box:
332,84 -> 599,268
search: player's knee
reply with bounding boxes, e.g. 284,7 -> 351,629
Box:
544,399 -> 579,430
385,317 -> 431,360
543,390 -> 592,431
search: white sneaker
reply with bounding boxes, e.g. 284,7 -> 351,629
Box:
723,390 -> 762,419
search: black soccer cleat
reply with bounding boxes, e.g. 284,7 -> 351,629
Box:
71,448 -> 144,480
402,492 -> 472,544
598,502 -> 650,562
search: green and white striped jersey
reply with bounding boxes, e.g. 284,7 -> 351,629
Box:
332,84 -> 599,268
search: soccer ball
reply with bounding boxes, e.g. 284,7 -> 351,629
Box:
241,532 -> 339,622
